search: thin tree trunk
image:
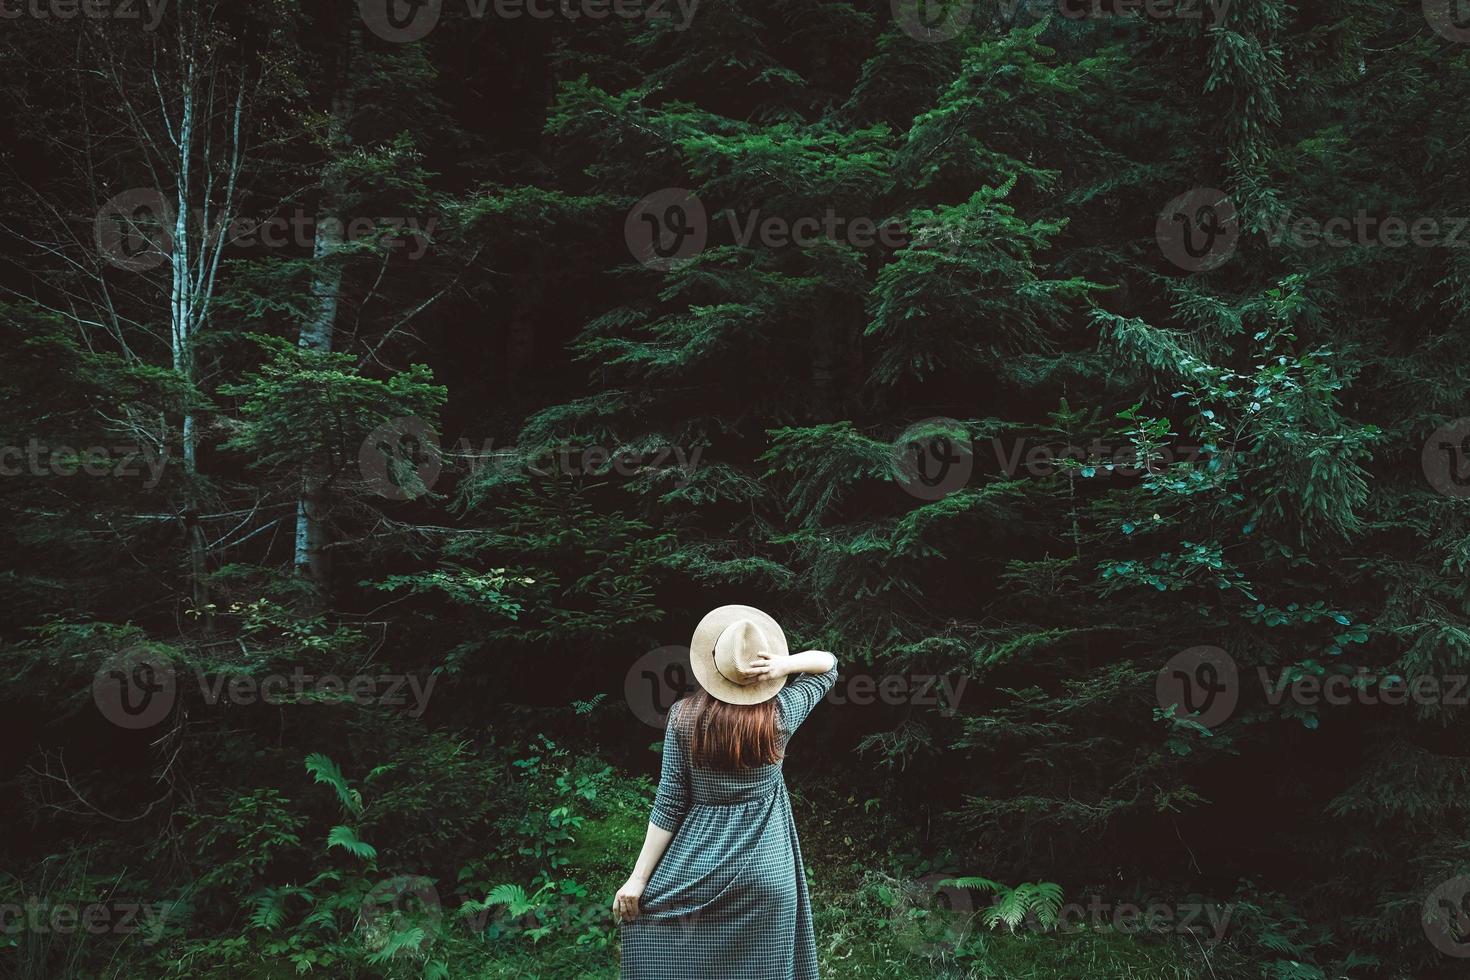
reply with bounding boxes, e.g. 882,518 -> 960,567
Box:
294,19 -> 357,586
172,42 -> 211,620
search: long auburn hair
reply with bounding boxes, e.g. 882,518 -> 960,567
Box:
674,690 -> 782,770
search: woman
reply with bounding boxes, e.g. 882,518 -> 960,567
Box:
613,604 -> 839,979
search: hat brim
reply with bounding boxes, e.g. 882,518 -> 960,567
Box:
689,604 -> 790,705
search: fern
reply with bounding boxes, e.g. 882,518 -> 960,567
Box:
362,926 -> 429,965
325,825 -> 377,862
943,877 -> 1065,934
248,887 -> 292,931
305,753 -> 363,816
485,882 -> 537,916
940,875 -> 1010,893
572,693 -> 607,715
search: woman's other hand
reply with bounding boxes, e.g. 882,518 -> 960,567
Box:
613,875 -> 647,923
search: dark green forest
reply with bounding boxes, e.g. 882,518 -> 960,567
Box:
3,0 -> 1470,976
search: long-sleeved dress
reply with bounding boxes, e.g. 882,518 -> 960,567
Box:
619,660 -> 839,980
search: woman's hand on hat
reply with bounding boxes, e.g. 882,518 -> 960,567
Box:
746,650 -> 789,682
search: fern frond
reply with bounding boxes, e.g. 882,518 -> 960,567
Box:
325,825 -> 378,862
305,753 -> 364,815
940,875 -> 1008,894
363,926 -> 428,964
486,883 -> 535,916
248,888 -> 290,931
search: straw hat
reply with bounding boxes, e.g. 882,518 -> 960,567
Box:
689,605 -> 790,705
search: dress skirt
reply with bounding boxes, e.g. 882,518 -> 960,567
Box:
620,662 -> 838,980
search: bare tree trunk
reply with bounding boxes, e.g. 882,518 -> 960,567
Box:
294,21 -> 358,587
160,16 -> 246,623
294,180 -> 344,583
172,45 -> 209,616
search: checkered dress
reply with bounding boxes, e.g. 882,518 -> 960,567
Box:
619,660 -> 839,980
